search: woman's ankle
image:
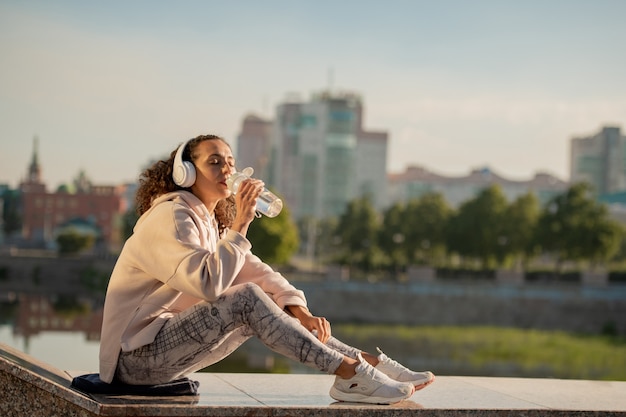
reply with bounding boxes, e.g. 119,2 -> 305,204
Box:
335,357 -> 359,379
360,351 -> 380,367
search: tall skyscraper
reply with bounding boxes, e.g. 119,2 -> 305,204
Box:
570,126 -> 626,195
236,114 -> 273,181
270,91 -> 388,220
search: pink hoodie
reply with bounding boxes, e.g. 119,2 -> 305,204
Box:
98,191 -> 306,383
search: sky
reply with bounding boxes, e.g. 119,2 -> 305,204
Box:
1,0 -> 625,190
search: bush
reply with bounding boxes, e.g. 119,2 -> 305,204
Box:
525,270 -> 581,284
436,267 -> 495,280
0,266 -> 8,281
608,270 -> 626,284
56,230 -> 94,254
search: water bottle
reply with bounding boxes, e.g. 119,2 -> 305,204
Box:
226,167 -> 283,218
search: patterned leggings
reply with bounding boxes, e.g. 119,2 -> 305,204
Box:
115,282 -> 361,385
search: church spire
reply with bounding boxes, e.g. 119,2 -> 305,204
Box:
28,136 -> 42,184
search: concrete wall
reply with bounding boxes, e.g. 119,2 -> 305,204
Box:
1,254 -> 625,335
298,281 -> 626,335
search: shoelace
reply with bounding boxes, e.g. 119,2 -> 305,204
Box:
376,347 -> 412,380
376,348 -> 403,369
356,353 -> 388,384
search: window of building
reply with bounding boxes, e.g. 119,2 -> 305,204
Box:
326,133 -> 356,149
301,114 -> 317,128
328,110 -> 355,134
330,110 -> 353,122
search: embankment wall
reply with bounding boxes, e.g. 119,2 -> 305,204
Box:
298,280 -> 626,335
1,255 -> 624,335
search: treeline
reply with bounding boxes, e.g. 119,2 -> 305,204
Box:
5,181 -> 624,278
309,182 -> 625,276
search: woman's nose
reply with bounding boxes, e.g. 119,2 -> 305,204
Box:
223,164 -> 234,174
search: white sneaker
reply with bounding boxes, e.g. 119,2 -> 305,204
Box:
375,347 -> 435,390
329,353 -> 414,404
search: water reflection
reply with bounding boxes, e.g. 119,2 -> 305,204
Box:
0,292 -> 103,371
10,293 -> 102,341
0,291 -> 299,374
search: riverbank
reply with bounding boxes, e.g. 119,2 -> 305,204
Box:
1,253 -> 625,335
296,279 -> 626,337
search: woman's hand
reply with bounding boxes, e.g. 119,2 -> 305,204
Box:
287,305 -> 332,343
231,178 -> 264,236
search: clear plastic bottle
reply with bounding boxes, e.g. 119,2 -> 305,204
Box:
226,167 -> 283,218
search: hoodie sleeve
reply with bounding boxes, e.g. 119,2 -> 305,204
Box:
130,200 -> 252,302
232,252 -> 307,310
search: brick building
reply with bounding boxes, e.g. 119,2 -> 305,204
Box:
18,138 -> 125,251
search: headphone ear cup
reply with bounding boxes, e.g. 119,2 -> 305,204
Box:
172,140 -> 196,187
173,161 -> 196,188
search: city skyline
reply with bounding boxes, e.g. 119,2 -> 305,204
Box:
1,1 -> 625,189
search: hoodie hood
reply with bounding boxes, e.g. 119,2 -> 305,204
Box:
135,191 -> 212,231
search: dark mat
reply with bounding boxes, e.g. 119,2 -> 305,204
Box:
71,373 -> 199,396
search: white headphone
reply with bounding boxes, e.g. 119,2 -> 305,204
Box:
172,139 -> 196,188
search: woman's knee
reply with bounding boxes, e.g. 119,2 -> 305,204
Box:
222,282 -> 273,312
236,282 -> 266,298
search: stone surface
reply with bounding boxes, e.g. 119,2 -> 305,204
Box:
2,342 -> 626,416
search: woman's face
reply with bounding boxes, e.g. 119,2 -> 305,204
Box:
189,139 -> 236,209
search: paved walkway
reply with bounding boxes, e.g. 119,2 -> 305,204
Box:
77,372 -> 626,414
1,343 -> 625,416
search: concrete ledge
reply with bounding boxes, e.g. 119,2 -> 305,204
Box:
1,342 -> 626,416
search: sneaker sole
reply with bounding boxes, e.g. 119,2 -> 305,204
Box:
414,375 -> 435,391
329,386 -> 413,405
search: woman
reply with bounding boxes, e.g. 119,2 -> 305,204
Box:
99,134 -> 434,404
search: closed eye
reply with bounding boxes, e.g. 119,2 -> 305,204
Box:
208,156 -> 236,168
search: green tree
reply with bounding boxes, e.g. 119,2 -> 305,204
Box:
502,192 -> 541,269
379,202 -> 408,271
536,182 -> 623,269
1,189 -> 21,236
304,216 -> 339,265
446,185 -> 509,269
403,192 -> 451,266
247,203 -> 299,265
333,196 -> 384,275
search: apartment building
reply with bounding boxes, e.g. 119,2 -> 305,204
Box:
571,126 -> 626,195
241,90 -> 388,220
388,165 -> 568,208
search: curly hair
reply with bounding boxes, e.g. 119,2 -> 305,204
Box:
135,134 -> 236,236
